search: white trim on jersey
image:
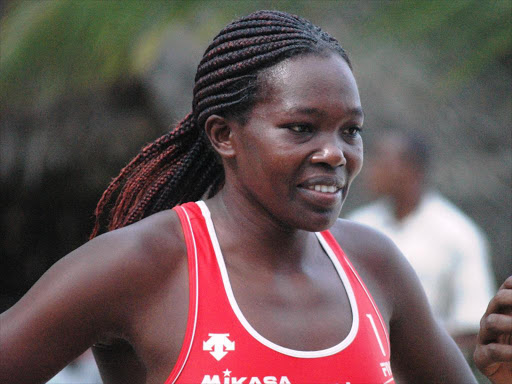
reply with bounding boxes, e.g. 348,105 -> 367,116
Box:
170,206 -> 200,384
366,314 -> 386,357
197,200 -> 360,358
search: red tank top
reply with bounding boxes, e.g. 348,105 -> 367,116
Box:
166,201 -> 394,384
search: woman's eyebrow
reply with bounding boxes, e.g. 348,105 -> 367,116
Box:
286,106 -> 365,119
285,107 -> 327,116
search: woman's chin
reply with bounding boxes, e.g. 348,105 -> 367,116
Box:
294,210 -> 341,233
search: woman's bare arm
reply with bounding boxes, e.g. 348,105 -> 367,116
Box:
385,242 -> 477,383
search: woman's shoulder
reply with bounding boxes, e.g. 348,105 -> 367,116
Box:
34,208 -> 189,333
328,218 -> 404,270
104,208 -> 186,259
327,218 -> 414,316
81,209 -> 189,338
88,208 -> 187,288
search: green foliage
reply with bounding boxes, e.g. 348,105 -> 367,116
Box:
0,0 -> 311,106
364,0 -> 511,88
1,0 -> 510,105
0,0 -> 203,104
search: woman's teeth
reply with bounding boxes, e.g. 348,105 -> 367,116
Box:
308,185 -> 338,193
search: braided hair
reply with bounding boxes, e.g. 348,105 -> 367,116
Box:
91,10 -> 351,238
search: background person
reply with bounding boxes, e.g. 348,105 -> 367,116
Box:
347,132 -> 496,355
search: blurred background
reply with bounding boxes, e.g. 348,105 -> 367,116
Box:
1,0 -> 510,334
1,1 -> 510,383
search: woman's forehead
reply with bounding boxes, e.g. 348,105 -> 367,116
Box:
255,54 -> 361,115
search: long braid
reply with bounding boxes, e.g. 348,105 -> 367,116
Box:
91,10 -> 350,238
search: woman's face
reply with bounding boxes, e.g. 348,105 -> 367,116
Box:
227,53 -> 364,231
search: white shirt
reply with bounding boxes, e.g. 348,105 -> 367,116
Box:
347,191 -> 495,335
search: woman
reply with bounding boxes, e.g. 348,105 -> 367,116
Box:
0,10 -> 508,384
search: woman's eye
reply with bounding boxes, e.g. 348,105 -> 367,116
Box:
344,126 -> 362,136
288,124 -> 312,133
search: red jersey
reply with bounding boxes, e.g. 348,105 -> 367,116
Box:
166,201 -> 394,384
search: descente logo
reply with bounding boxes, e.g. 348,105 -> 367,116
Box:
201,375 -> 292,384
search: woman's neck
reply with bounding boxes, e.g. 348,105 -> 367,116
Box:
205,191 -> 319,273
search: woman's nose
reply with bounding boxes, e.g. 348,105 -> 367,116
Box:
310,141 -> 346,167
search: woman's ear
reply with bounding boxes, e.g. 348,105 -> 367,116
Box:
204,114 -> 236,159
